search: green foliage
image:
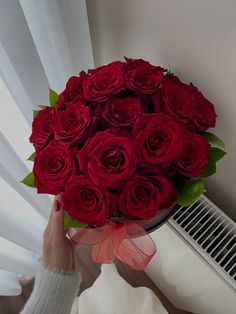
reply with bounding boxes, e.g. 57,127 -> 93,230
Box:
38,105 -> 47,109
200,147 -> 226,178
177,179 -> 205,207
208,147 -> 226,162
198,132 -> 226,178
20,172 -> 35,188
49,88 -> 58,107
27,152 -> 36,161
33,110 -> 39,119
200,159 -> 216,177
167,65 -> 174,76
64,213 -> 87,229
200,131 -> 225,150
33,105 -> 48,120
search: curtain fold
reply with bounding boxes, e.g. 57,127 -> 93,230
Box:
0,0 -> 94,295
0,43 -> 39,126
0,237 -> 39,276
0,201 -> 46,255
20,0 -> 94,92
0,133 -> 52,218
0,270 -> 22,296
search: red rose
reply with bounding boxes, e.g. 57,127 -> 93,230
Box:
189,83 -> 217,131
119,169 -> 177,219
183,121 -> 198,133
124,57 -> 151,70
78,131 -> 136,188
57,75 -> 84,110
133,113 -> 183,166
131,92 -> 152,113
33,144 -> 74,195
125,58 -> 164,94
103,97 -> 142,128
54,102 -> 90,146
153,75 -> 194,125
174,131 -> 209,177
29,107 -> 55,151
83,61 -> 124,102
62,176 -> 115,227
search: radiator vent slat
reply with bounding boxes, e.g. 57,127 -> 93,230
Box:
215,234 -> 236,261
187,203 -> 209,234
205,219 -> 227,251
224,244 -> 236,269
211,228 -> 234,258
169,195 -> 236,291
201,218 -> 227,248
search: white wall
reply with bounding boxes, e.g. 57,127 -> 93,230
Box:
146,224 -> 236,314
86,0 -> 236,221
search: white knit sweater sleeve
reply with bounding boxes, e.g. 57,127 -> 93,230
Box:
20,263 -> 81,314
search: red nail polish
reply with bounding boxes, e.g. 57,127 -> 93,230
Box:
55,200 -> 61,212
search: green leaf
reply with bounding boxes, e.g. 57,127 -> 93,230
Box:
200,158 -> 216,177
177,179 -> 205,207
49,88 -> 58,107
167,65 -> 174,75
37,105 -> 47,109
20,172 -> 35,188
208,147 -> 226,162
200,146 -> 226,178
27,152 -> 36,161
64,213 -> 87,229
33,110 -> 39,119
199,131 -> 225,150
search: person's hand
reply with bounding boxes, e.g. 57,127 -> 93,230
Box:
42,195 -> 76,271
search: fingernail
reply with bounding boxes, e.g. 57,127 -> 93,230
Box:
55,200 -> 61,212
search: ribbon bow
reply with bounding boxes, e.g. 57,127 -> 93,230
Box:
68,221 -> 156,270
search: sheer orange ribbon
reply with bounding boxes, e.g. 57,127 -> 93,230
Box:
67,221 -> 156,270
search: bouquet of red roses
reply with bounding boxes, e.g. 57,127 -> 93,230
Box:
22,57 -> 225,269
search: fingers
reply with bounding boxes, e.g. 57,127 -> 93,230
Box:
51,197 -> 65,238
43,198 -> 56,238
43,195 -> 64,238
47,202 -> 55,227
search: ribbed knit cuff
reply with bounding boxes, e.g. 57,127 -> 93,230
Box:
21,263 -> 81,314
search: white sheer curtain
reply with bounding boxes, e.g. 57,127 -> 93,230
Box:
0,0 -> 94,295
0,270 -> 22,296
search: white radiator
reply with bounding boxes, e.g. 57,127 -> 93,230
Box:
146,195 -> 236,314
